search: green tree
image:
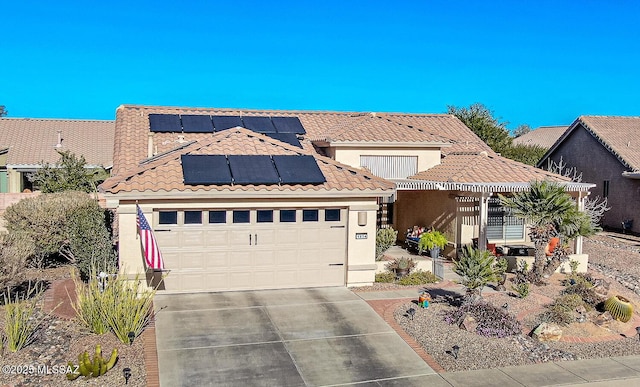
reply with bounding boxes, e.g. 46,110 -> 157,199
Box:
3,191 -> 116,279
453,245 -> 502,303
501,144 -> 548,166
447,103 -> 513,153
499,181 -> 597,283
0,105 -> 7,117
30,150 -> 109,193
513,124 -> 532,138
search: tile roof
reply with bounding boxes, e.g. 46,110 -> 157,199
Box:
409,151 -> 570,184
513,126 -> 568,148
111,105 -> 492,177
0,118 -> 114,168
101,128 -> 395,195
573,116 -> 640,171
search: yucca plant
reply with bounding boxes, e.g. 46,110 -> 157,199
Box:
101,272 -> 156,344
3,283 -> 45,352
375,227 -> 398,260
453,245 -> 500,303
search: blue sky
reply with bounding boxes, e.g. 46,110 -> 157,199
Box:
2,1 -> 639,130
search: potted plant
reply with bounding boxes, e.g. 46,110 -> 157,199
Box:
385,257 -> 416,279
418,230 -> 448,258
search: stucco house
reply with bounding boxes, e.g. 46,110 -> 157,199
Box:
538,116 -> 640,233
100,105 -> 593,293
0,118 -> 114,193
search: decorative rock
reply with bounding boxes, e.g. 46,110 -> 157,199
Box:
594,311 -> 613,328
459,314 -> 478,333
531,323 -> 563,342
593,278 -> 610,299
575,305 -> 587,315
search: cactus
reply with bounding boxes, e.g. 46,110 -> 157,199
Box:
66,344 -> 118,380
604,295 -> 634,323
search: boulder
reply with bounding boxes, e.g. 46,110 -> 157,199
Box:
459,314 -> 478,333
592,278 -> 610,299
531,323 -> 563,342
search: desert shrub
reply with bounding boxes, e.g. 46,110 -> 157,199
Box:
0,233 -> 33,290
385,257 -> 417,272
3,192 -> 116,279
444,301 -> 521,338
375,272 -> 396,283
539,294 -> 584,326
375,227 -> 398,260
71,268 -> 111,335
562,280 -> 603,310
3,283 -> 46,352
512,282 -> 530,298
397,270 -> 438,285
101,272 -> 156,344
453,245 -> 501,301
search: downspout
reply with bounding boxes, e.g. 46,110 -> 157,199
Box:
478,192 -> 490,251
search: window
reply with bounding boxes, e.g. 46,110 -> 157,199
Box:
257,210 -> 273,223
325,209 -> 341,222
603,180 -> 610,198
279,210 -> 296,223
486,196 -> 524,241
158,211 -> 178,225
303,209 -> 319,222
184,211 -> 202,224
233,210 -> 250,223
376,203 -> 393,228
360,155 -> 418,179
209,210 -> 226,224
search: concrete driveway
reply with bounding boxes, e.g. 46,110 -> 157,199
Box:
154,287 -> 438,386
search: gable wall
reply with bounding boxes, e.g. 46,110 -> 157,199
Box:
330,146 -> 441,176
546,124 -> 640,232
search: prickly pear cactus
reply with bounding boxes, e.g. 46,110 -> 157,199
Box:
66,344 -> 118,380
604,295 -> 634,323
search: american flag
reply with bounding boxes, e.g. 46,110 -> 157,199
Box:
136,205 -> 165,270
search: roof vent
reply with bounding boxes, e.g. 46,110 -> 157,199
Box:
370,112 -> 376,117
55,130 -> 63,148
479,151 -> 488,157
177,135 -> 187,143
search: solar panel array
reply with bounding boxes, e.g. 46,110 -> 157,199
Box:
181,154 -> 325,185
149,114 -> 306,134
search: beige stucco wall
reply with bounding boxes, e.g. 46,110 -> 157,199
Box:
115,196 -> 382,288
330,146 -> 441,174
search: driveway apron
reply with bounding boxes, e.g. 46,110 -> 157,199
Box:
154,287 -> 435,386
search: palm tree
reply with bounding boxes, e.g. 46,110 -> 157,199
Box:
499,181 -> 596,283
453,245 -> 501,303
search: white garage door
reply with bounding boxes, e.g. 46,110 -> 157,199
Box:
153,208 -> 347,292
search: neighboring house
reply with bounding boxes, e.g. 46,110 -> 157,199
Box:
0,118 -> 114,193
100,105 -> 593,293
538,116 -> 640,233
513,125 -> 568,148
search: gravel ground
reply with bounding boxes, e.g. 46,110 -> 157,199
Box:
0,267 -> 147,387
391,232 -> 640,372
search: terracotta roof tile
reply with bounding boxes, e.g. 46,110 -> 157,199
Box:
0,118 -> 114,167
576,116 -> 640,171
410,151 -> 570,184
513,126 -> 567,148
101,128 -> 394,194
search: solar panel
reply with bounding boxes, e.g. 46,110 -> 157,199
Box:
273,155 -> 326,184
149,114 -> 182,132
181,155 -> 232,185
181,115 -> 214,133
271,116 -> 306,134
212,116 -> 243,132
241,116 -> 276,133
264,133 -> 302,148
228,155 -> 280,184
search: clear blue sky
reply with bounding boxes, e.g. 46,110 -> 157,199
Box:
2,0 -> 639,130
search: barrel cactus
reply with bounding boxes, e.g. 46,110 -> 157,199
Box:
604,295 -> 634,323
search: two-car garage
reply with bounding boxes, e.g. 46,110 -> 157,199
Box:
151,207 -> 348,292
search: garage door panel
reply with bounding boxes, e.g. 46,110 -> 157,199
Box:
158,209 -> 347,292
205,230 -> 229,246
179,252 -> 206,270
